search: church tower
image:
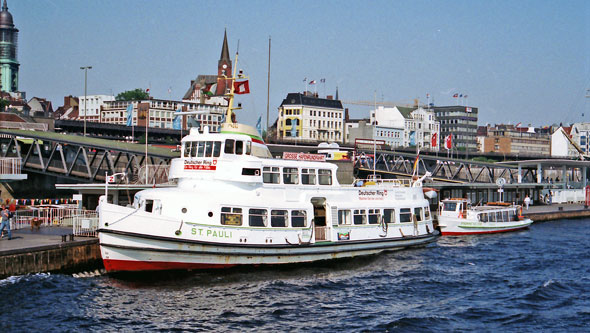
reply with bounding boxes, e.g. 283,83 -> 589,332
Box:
216,30 -> 232,96
0,0 -> 19,93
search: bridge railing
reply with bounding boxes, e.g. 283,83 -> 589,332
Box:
0,157 -> 21,174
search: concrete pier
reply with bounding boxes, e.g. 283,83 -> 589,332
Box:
522,203 -> 590,222
0,227 -> 101,279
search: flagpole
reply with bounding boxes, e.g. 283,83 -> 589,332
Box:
266,35 -> 271,140
373,91 -> 377,179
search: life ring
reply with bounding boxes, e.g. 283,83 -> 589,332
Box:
458,211 -> 464,218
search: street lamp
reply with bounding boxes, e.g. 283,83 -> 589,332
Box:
80,66 -> 92,137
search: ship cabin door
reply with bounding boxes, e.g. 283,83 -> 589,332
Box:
311,197 -> 328,241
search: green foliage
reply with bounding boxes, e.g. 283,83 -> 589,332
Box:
115,88 -> 150,101
0,99 -> 9,112
471,156 -> 497,163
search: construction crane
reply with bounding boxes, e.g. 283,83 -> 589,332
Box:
341,99 -> 423,108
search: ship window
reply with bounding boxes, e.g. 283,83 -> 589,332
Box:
318,169 -> 332,185
213,141 -> 222,157
220,207 -> 242,226
271,210 -> 288,227
263,167 -> 280,184
502,211 -> 509,222
480,213 -> 488,222
353,209 -> 367,225
144,199 -> 154,212
301,169 -> 316,185
246,141 -> 252,155
383,209 -> 396,223
338,210 -> 351,225
399,208 -> 412,223
204,141 -> 214,157
291,210 -> 307,227
489,212 -> 497,222
414,207 -> 423,221
368,209 -> 380,224
424,207 -> 431,220
242,168 -> 260,176
249,208 -> 267,227
283,168 -> 299,184
224,139 -> 235,154
183,143 -> 190,157
443,202 -> 457,211
190,142 -> 198,157
197,141 -> 205,157
236,141 -> 244,155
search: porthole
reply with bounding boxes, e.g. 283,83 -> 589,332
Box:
208,211 -> 213,217
182,208 -> 187,213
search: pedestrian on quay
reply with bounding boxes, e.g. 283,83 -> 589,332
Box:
0,205 -> 12,240
524,195 -> 531,210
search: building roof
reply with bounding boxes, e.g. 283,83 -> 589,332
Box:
0,0 -> 15,29
397,106 -> 414,119
279,93 -> 343,109
182,75 -> 220,100
220,29 -> 230,63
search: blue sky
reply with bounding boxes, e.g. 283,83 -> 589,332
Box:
10,0 -> 590,128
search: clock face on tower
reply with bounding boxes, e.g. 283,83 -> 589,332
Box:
222,64 -> 227,69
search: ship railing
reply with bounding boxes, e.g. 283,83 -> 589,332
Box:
8,206 -> 99,237
348,178 -> 412,188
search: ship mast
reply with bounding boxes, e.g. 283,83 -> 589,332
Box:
224,51 -> 246,124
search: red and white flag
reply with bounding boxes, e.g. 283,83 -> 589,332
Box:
445,134 -> 452,150
309,80 -> 316,85
233,80 -> 250,94
431,133 -> 438,147
106,175 -> 115,183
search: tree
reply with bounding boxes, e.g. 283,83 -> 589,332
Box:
0,99 -> 9,112
115,88 -> 150,101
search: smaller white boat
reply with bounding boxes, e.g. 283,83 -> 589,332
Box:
437,198 -> 533,235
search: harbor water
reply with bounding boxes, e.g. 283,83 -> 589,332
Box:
1,218 -> 589,332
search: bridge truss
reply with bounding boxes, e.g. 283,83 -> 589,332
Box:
0,129 -> 177,184
355,149 -> 537,183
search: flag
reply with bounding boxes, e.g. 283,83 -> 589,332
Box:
220,113 -> 226,123
203,83 -> 217,96
256,115 -> 262,135
445,134 -> 452,150
146,88 -> 150,93
303,78 -> 307,82
173,109 -> 182,130
309,80 -> 316,85
459,94 -> 463,98
167,88 -> 172,94
464,95 -> 468,98
126,104 -> 133,126
320,78 -> 326,83
515,122 -> 522,128
453,93 -> 458,98
426,93 -> 430,98
412,149 -> 420,176
431,132 -> 438,147
234,80 -> 250,94
409,131 -> 416,146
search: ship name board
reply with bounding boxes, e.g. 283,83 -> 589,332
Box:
184,159 -> 217,170
282,152 -> 326,162
358,189 -> 387,200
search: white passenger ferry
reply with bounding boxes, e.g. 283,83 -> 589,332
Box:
96,56 -> 438,273
437,198 -> 533,236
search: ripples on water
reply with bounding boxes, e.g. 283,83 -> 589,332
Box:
2,219 -> 590,332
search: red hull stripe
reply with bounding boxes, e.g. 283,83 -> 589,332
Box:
441,226 -> 529,236
103,259 -> 235,272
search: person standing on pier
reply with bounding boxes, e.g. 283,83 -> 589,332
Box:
524,195 -> 531,210
0,205 -> 11,240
